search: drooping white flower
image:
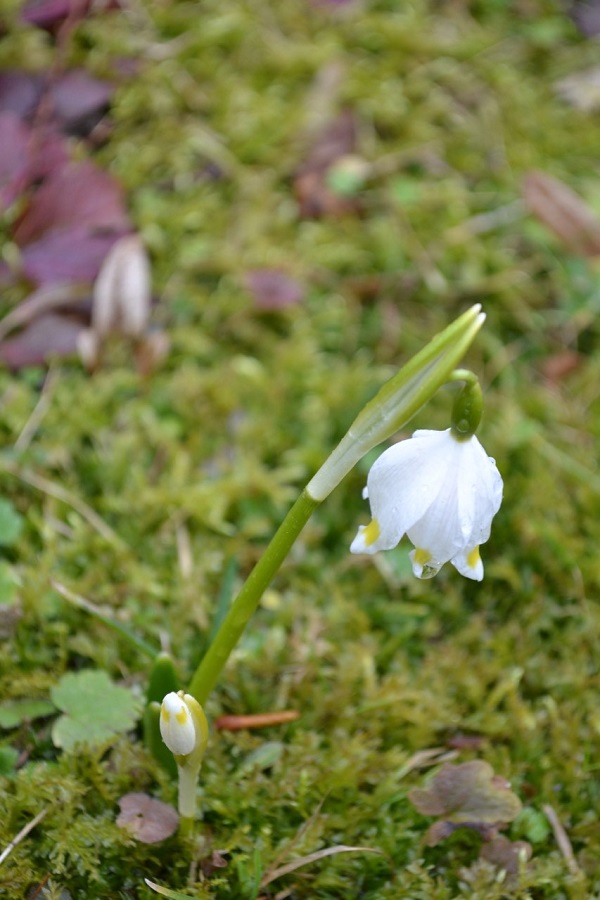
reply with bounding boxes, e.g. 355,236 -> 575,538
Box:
350,428 -> 502,580
160,691 -> 197,757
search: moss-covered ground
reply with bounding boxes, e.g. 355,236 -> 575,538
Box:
1,0 -> 599,897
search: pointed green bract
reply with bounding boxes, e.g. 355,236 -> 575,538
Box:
306,305 -> 485,500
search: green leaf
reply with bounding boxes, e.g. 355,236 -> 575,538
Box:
0,699 -> 56,730
143,702 -> 177,777
144,879 -> 197,899
0,745 -> 19,774
50,670 -> 142,751
0,561 -> 21,604
237,741 -> 283,777
147,653 -> 179,704
0,499 -> 24,547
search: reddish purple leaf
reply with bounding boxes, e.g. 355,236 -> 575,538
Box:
116,793 -> 179,844
21,0 -> 91,30
51,70 -> 113,133
14,160 -> 130,246
19,127 -> 68,185
0,113 -> 30,185
570,1 -> 600,37
21,227 -> 126,285
0,312 -> 85,370
0,71 -> 44,120
243,269 -> 304,309
0,113 -> 68,211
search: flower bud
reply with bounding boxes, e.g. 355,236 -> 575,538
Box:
92,234 -> 151,338
160,691 -> 197,757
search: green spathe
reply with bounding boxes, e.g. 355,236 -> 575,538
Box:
306,305 -> 485,501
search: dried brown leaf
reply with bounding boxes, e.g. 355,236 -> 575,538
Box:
116,792 -> 179,844
480,835 -> 532,875
408,760 -> 522,847
523,171 -> 600,257
242,269 -> 304,310
14,160 -> 130,246
294,110 -> 362,218
215,710 -> 300,730
556,67 -> 600,113
0,312 -> 85,370
540,350 -> 581,384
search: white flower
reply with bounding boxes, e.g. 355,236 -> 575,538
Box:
350,428 -> 502,580
160,691 -> 197,756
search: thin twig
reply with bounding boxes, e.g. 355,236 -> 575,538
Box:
0,457 -> 125,548
52,580 -> 157,658
543,804 -> 581,876
260,845 -> 383,889
14,369 -> 57,452
0,808 -> 49,866
215,711 -> 300,731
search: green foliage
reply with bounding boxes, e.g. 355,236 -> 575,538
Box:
0,499 -> 23,547
50,670 -> 142,751
0,699 -> 55,730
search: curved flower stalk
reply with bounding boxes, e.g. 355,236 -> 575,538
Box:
350,428 -> 503,580
187,305 -> 489,705
160,691 -> 209,824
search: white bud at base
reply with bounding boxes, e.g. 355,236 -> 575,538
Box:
160,691 -> 196,756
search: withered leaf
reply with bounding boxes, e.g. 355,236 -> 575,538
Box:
523,171 -> 600,257
242,269 -> 304,310
50,69 -> 114,135
570,1 -> 600,38
294,109 -> 362,218
556,67 -> 600,113
199,850 -> 228,877
14,160 -> 130,247
540,350 -> 581,384
0,312 -> 85,370
408,760 -> 522,847
0,71 -> 44,120
21,0 -> 108,32
21,227 -> 125,286
480,835 -> 532,876
116,792 -> 179,844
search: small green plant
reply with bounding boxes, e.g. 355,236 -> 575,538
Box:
147,305 -> 503,826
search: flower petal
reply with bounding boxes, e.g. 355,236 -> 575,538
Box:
410,547 -> 443,579
354,430 -> 453,553
351,427 -> 503,581
452,545 -> 484,581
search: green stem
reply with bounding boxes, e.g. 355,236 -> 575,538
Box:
188,490 -> 318,704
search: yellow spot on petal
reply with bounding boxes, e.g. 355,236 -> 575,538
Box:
467,546 -> 480,569
363,518 -> 381,546
413,547 -> 432,566
175,707 -> 189,726
160,707 -> 170,723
